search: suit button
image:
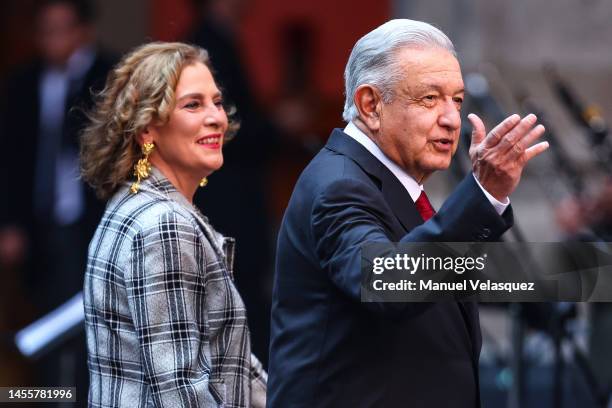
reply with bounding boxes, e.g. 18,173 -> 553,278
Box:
482,228 -> 490,237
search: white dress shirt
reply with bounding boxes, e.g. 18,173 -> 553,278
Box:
343,121 -> 509,215
37,46 -> 96,225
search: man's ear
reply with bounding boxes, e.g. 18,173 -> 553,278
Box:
354,84 -> 383,132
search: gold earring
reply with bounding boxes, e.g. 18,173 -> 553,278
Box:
130,142 -> 155,194
199,177 -> 208,187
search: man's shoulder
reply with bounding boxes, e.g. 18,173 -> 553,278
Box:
1,62 -> 41,98
281,145 -> 382,225
297,145 -> 375,195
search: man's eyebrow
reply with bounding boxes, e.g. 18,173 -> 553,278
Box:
410,83 -> 465,95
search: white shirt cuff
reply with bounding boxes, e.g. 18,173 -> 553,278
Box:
472,173 -> 510,215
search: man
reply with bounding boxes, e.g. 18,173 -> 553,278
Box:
0,0 -> 113,402
267,19 -> 548,407
0,0 -> 113,313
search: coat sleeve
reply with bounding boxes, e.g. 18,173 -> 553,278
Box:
311,173 -> 513,315
249,353 -> 267,408
124,210 -> 221,407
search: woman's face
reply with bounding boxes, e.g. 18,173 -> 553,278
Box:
148,62 -> 228,188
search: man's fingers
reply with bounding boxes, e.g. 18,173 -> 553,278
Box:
524,141 -> 550,161
467,113 -> 486,146
499,114 -> 538,153
515,124 -> 546,155
484,114 -> 521,148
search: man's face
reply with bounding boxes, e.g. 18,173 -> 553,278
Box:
36,3 -> 88,66
373,47 -> 464,183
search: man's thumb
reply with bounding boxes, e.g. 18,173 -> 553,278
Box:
467,113 -> 485,146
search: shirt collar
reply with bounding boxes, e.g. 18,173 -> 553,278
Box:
66,45 -> 96,80
344,121 -> 423,202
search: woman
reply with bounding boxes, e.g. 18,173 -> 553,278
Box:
80,42 -> 266,408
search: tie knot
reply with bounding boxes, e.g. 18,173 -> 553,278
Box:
415,191 -> 436,221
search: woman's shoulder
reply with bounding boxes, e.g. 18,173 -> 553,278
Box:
102,184 -> 201,236
92,185 -> 230,274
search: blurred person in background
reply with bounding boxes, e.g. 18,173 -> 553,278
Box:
0,0 -> 114,401
555,180 -> 612,240
80,42 -> 266,407
188,0 -> 280,364
0,0 -> 113,310
555,181 -> 612,393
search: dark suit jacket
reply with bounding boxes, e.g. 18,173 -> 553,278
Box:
1,52 -> 113,229
267,129 -> 513,408
0,51 -> 114,308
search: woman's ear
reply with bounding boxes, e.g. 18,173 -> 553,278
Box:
354,85 -> 383,132
136,126 -> 153,146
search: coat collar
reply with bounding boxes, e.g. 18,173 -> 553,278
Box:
135,167 -> 229,263
325,128 -> 424,231
137,166 -> 194,210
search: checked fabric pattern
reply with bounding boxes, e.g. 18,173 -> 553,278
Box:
84,168 -> 266,407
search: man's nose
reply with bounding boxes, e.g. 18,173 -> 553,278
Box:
438,100 -> 461,131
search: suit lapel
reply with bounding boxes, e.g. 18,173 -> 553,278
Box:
379,172 -> 424,233
326,129 -> 480,362
325,129 -> 423,233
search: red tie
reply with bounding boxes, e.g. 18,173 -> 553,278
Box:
415,191 -> 436,221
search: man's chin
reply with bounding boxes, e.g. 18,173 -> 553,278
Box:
428,156 -> 453,172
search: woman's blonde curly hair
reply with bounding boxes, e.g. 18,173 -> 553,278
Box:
80,41 -> 239,200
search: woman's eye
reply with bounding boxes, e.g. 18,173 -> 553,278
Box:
184,101 -> 200,109
214,100 -> 224,108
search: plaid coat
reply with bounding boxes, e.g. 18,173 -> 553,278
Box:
84,168 -> 266,407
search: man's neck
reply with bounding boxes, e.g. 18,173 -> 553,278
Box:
344,120 -> 424,202
353,118 -> 430,184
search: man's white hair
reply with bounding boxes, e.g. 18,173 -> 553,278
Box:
342,19 -> 456,123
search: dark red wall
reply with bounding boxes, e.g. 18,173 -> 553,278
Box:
151,0 -> 390,104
